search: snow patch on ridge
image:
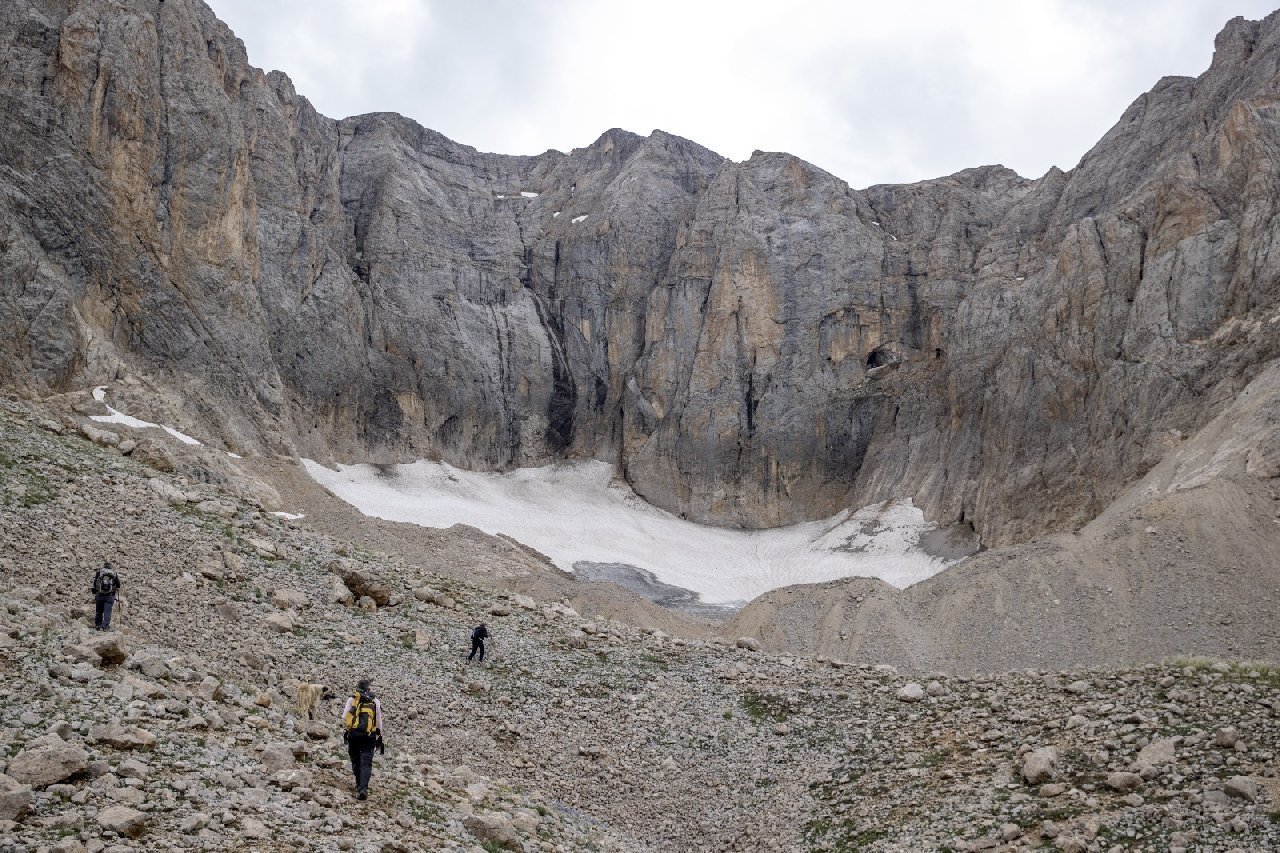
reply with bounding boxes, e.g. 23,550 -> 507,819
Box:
302,458 -> 959,605
91,386 -> 202,445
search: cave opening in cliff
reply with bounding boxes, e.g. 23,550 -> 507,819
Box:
866,346 -> 896,368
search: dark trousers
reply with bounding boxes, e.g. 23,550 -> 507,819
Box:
468,638 -> 485,661
95,595 -> 115,630
347,734 -> 375,792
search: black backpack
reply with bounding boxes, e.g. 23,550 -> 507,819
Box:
94,570 -> 119,596
472,625 -> 488,641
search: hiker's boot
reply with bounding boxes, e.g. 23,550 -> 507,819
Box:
357,788 -> 367,801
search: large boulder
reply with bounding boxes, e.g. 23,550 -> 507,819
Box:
264,611 -> 296,633
85,632 -> 129,665
1224,776 -> 1258,802
463,813 -> 521,850
1104,771 -> 1143,792
329,575 -> 355,606
80,423 -> 120,447
271,588 -> 309,610
131,439 -> 177,473
147,477 -> 188,506
260,743 -> 295,775
1134,738 -> 1176,771
331,561 -> 391,606
0,774 -> 33,821
1021,747 -> 1058,785
895,683 -> 926,703
7,736 -> 88,787
88,721 -> 157,751
98,804 -> 147,838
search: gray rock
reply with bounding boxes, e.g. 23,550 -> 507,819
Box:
271,768 -> 314,791
1104,771 -> 1143,792
247,538 -> 279,559
1022,747 -> 1058,785
214,601 -> 241,622
193,499 -> 236,518
264,612 -> 296,633
88,722 -> 157,751
84,633 -> 129,666
334,564 -> 391,607
463,813 -> 522,850
1134,737 -> 1175,770
147,479 -> 189,506
115,759 -> 147,780
270,588 -> 309,610
180,812 -> 210,833
0,773 -> 33,821
895,683 -> 926,703
240,816 -> 270,838
1223,776 -> 1258,801
80,424 -> 120,447
329,576 -> 355,607
196,676 -> 222,701
7,736 -> 89,787
260,744 -> 295,775
96,805 -> 147,838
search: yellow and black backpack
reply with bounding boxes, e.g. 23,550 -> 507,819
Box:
344,691 -> 377,735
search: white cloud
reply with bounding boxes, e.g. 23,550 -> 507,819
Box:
206,0 -> 1278,186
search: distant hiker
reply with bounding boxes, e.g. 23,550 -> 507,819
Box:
468,623 -> 490,663
91,561 -> 121,631
341,678 -> 384,800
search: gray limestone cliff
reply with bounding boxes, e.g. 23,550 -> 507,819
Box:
3,2 -> 1280,547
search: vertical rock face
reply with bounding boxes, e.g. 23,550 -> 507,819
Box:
2,2 -> 1280,545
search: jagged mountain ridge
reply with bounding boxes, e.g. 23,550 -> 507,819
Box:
3,1 -> 1280,546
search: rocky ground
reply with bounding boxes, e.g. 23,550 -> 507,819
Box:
1,397 -> 1279,852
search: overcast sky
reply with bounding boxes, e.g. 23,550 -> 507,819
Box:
205,0 -> 1278,187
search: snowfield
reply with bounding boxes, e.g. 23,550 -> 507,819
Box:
303,459 -> 960,606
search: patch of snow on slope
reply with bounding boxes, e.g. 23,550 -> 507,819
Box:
302,459 -> 957,604
520,191 -> 539,198
90,386 -> 202,445
571,215 -> 587,224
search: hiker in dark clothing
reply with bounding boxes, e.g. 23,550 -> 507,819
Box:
341,678 -> 384,800
91,561 -> 121,630
468,623 -> 489,662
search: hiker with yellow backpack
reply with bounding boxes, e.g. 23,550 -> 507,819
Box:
341,678 -> 384,800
